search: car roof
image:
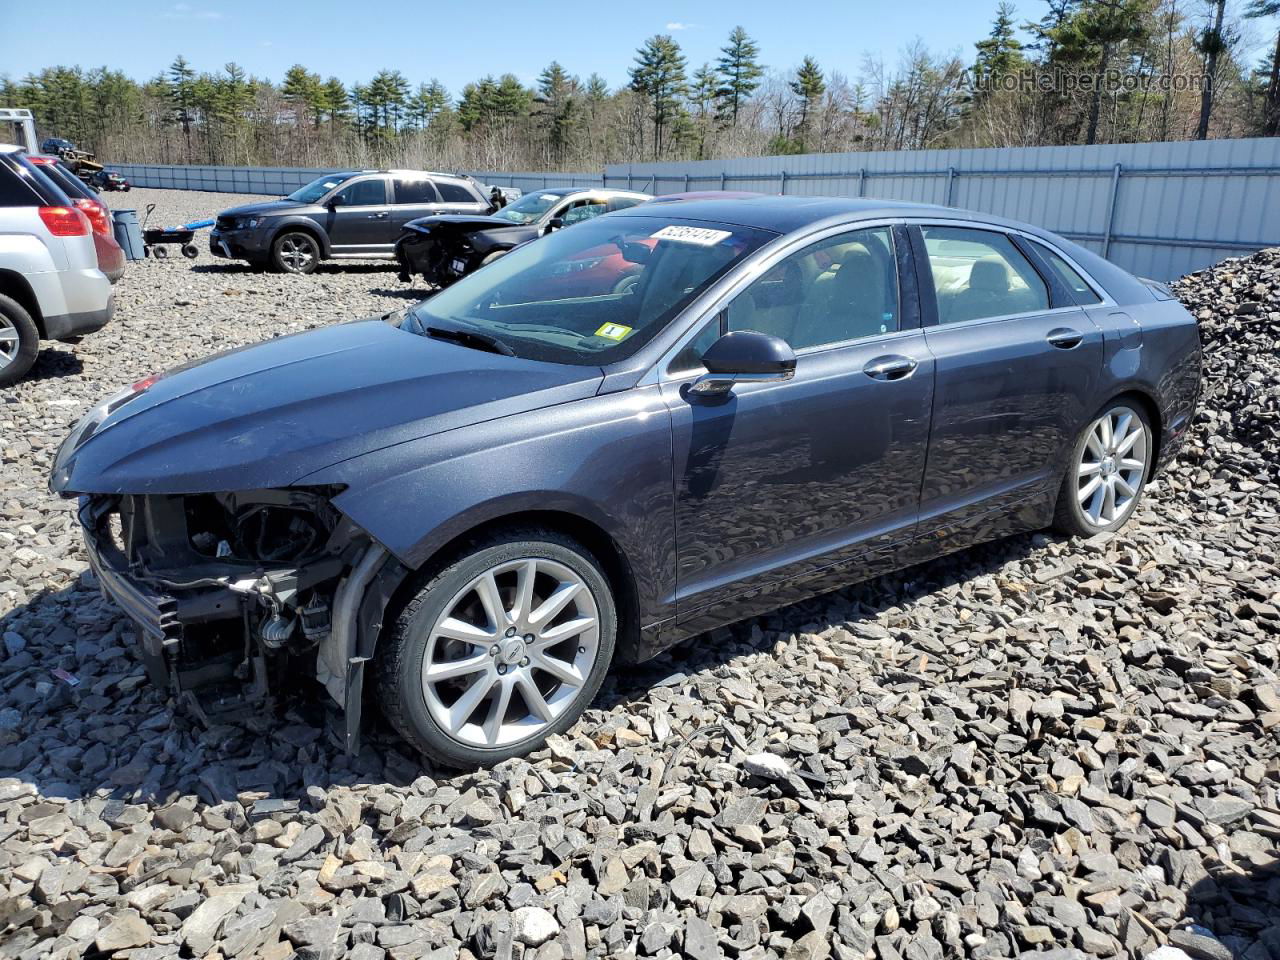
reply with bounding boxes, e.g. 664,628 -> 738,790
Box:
610,193 -> 1063,237
0,143 -> 22,154
526,187 -> 648,199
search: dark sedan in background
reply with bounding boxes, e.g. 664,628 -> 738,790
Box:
52,195 -> 1199,767
395,187 -> 650,288
209,169 -> 493,273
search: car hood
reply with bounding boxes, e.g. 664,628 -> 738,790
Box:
218,199 -> 311,218
403,214 -> 536,235
52,319 -> 603,495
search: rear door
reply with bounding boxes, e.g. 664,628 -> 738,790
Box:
390,176 -> 442,235
324,176 -> 391,254
911,223 -> 1102,553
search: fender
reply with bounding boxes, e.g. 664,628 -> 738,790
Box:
266,215 -> 332,257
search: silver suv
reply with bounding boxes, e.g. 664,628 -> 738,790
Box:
210,169 -> 493,274
0,144 -> 114,385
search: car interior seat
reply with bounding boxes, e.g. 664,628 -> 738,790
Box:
790,243 -> 889,349
950,257 -> 1015,323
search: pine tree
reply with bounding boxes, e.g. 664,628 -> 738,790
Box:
168,55 -> 196,160
630,34 -> 688,157
281,65 -> 322,126
975,2 -> 1028,84
790,56 -> 826,147
1244,0 -> 1280,134
409,81 -> 448,129
715,26 -> 764,124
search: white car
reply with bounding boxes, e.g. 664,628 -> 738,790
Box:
0,143 -> 114,386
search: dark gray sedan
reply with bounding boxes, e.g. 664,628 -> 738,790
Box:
51,196 -> 1200,767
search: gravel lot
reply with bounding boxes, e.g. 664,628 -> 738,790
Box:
0,188 -> 1277,960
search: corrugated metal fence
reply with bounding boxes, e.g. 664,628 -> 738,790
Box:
109,163 -> 604,197
113,137 -> 1280,279
602,139 -> 1280,281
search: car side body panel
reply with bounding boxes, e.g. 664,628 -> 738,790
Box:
300,384 -> 679,651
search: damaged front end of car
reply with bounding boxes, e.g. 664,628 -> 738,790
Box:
77,486 -> 399,752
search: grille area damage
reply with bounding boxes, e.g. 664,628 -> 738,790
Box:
78,487 -> 385,744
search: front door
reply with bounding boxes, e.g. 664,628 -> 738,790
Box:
665,224 -> 934,633
912,223 -> 1103,552
325,176 -> 391,254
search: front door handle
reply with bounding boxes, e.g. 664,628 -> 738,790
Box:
1046,327 -> 1084,349
367,212 -> 389,220
863,355 -> 918,381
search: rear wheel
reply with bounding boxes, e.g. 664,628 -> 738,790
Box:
272,231 -> 320,275
1053,400 -> 1152,536
378,530 -> 616,767
0,294 -> 40,387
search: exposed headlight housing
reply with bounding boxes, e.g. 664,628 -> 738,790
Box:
235,217 -> 261,229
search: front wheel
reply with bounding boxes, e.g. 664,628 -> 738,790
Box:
1053,400 -> 1152,536
272,231 -> 320,275
377,530 -> 617,767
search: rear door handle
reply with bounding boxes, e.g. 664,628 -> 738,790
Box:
1046,327 -> 1084,349
367,212 -> 389,219
863,355 -> 918,381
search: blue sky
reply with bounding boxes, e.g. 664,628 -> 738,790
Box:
4,0 -> 1039,94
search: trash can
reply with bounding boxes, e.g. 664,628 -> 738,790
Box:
111,209 -> 145,261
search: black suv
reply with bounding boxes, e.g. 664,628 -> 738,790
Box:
210,170 -> 493,274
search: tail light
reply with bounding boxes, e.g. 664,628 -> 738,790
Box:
73,198 -> 111,235
39,205 -> 90,237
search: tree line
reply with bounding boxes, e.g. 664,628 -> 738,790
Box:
4,1 -> 1279,174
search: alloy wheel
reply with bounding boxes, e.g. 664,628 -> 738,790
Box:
0,316 -> 18,371
278,235 -> 317,273
421,557 -> 600,748
1075,405 -> 1148,527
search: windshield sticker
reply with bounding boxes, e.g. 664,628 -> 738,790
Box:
594,322 -> 633,341
538,194 -> 557,201
651,225 -> 734,246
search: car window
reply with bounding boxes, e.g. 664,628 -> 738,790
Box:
667,316 -> 724,375
726,226 -> 899,351
1029,240 -> 1103,305
333,178 -> 386,206
408,215 -> 776,365
610,196 -> 645,212
0,160 -> 39,206
560,201 -> 607,226
437,181 -> 477,203
395,179 -> 438,204
922,226 -> 1050,324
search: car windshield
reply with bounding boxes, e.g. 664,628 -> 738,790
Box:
287,172 -> 357,203
491,191 -> 568,225
405,215 -> 776,365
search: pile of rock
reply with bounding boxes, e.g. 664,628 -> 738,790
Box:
0,210 -> 1276,960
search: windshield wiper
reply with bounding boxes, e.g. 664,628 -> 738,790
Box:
425,325 -> 515,357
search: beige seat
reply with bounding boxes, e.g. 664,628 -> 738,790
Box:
950,258 -> 1013,323
791,244 -> 888,349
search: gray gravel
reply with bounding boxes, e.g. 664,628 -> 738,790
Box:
0,188 -> 1276,960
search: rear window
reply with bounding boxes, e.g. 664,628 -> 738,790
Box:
0,154 -> 66,207
35,161 -> 94,201
437,181 -> 478,203
1030,240 -> 1103,305
395,179 -> 439,204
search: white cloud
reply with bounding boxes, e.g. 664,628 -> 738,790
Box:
666,21 -> 695,30
165,3 -> 222,19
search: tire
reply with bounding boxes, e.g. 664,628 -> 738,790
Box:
0,293 -> 41,388
152,246 -> 169,259
1052,399 -> 1153,537
271,231 -> 320,275
478,250 -> 507,269
181,243 -> 199,259
377,529 -> 617,768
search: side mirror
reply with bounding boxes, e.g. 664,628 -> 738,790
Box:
690,330 -> 796,397
547,217 -> 564,231
326,195 -> 342,208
